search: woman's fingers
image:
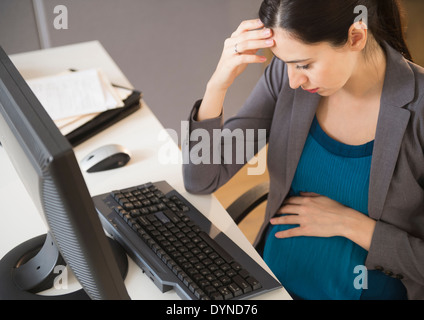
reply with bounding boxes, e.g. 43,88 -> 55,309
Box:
270,214 -> 300,226
231,19 -> 264,37
228,25 -> 274,55
232,38 -> 274,55
237,27 -> 273,44
235,52 -> 268,64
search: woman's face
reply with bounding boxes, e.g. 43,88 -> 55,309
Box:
270,28 -> 359,96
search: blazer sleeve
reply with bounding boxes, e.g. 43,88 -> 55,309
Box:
182,57 -> 286,194
366,93 -> 424,289
366,220 -> 424,286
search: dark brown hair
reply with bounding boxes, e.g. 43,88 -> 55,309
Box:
259,0 -> 412,61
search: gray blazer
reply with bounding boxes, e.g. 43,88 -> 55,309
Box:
182,43 -> 424,300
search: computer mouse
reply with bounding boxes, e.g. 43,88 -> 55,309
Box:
80,144 -> 131,173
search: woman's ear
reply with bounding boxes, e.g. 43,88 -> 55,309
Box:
348,22 -> 368,51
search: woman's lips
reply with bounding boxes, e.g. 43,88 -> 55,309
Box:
304,88 -> 319,93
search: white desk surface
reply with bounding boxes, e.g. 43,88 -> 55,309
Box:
0,41 -> 290,300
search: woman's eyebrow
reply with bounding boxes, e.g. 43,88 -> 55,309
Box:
283,58 -> 311,64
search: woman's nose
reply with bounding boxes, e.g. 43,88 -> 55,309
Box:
288,67 -> 308,90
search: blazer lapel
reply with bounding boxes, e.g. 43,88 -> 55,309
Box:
368,44 -> 415,220
267,87 -> 320,218
283,89 -> 321,193
368,107 -> 410,220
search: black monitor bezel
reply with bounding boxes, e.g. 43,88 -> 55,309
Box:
0,46 -> 129,300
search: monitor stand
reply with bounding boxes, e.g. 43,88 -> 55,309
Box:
0,232 -> 128,300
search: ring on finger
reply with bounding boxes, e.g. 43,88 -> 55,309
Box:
234,43 -> 240,55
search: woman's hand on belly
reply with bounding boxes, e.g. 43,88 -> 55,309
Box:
270,192 -> 376,251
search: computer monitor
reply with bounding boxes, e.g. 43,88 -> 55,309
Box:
0,46 -> 130,300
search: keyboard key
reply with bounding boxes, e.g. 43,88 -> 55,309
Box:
210,292 -> 223,300
218,286 -> 233,300
163,209 -> 180,223
239,268 -> 250,279
220,276 -> 232,285
228,283 -> 243,297
154,211 -> 170,224
123,202 -> 134,210
231,262 -> 242,272
204,285 -> 217,296
233,275 -> 252,294
246,277 -> 262,290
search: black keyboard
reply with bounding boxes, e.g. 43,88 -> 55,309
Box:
93,181 -> 281,300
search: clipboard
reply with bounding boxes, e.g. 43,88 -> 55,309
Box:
65,89 -> 142,147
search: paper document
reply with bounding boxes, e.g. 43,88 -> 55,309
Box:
27,69 -> 124,120
54,87 -> 133,136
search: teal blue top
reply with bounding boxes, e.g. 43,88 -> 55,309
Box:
263,116 -> 406,300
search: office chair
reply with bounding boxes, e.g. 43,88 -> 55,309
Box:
226,181 -> 269,252
226,181 -> 270,242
